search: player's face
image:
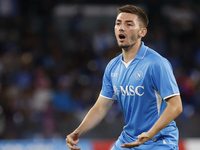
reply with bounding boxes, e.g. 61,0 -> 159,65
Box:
114,13 -> 142,50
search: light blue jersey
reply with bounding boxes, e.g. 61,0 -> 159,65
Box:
100,42 -> 180,149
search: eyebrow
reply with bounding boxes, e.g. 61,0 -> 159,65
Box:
116,19 -> 134,23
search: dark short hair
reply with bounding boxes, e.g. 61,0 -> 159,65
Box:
117,5 -> 149,28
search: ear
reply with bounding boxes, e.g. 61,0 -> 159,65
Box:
139,28 -> 147,38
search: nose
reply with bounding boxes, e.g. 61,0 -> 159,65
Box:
119,24 -> 125,31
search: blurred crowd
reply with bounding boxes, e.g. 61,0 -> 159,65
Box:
0,0 -> 200,139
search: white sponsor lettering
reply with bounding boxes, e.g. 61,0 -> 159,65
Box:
119,85 -> 144,96
129,85 -> 135,96
120,86 -> 129,96
135,86 -> 144,96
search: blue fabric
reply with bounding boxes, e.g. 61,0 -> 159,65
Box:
110,130 -> 178,150
100,42 -> 180,147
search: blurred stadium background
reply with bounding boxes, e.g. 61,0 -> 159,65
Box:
0,0 -> 200,149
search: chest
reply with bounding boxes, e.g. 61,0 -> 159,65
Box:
110,61 -> 150,97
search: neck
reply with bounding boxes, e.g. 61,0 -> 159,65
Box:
122,41 -> 142,63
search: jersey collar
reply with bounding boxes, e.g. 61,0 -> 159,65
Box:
135,41 -> 148,60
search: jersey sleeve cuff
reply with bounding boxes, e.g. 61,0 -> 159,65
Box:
163,93 -> 180,100
100,94 -> 115,100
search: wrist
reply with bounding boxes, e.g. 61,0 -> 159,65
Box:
147,130 -> 156,139
74,129 -> 82,136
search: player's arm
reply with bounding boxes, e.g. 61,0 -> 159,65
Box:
121,95 -> 183,148
66,96 -> 114,150
75,96 -> 114,135
147,95 -> 182,138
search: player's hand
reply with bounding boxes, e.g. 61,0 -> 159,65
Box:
121,132 -> 151,148
66,131 -> 80,150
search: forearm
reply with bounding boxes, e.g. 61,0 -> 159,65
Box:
147,95 -> 182,138
74,97 -> 114,136
75,106 -> 107,135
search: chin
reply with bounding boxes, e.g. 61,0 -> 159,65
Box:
119,44 -> 130,49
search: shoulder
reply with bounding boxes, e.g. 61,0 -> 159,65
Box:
143,47 -> 174,77
145,47 -> 171,67
106,53 -> 122,69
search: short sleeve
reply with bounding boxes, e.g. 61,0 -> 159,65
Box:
100,63 -> 115,100
151,58 -> 180,100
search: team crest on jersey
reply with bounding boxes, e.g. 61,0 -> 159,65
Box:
135,71 -> 143,80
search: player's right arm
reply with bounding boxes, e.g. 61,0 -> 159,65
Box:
66,96 -> 114,150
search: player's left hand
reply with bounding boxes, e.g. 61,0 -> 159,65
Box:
121,132 -> 151,148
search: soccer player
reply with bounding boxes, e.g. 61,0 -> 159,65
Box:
66,4 -> 183,150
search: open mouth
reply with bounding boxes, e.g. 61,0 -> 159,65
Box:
119,34 -> 126,39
